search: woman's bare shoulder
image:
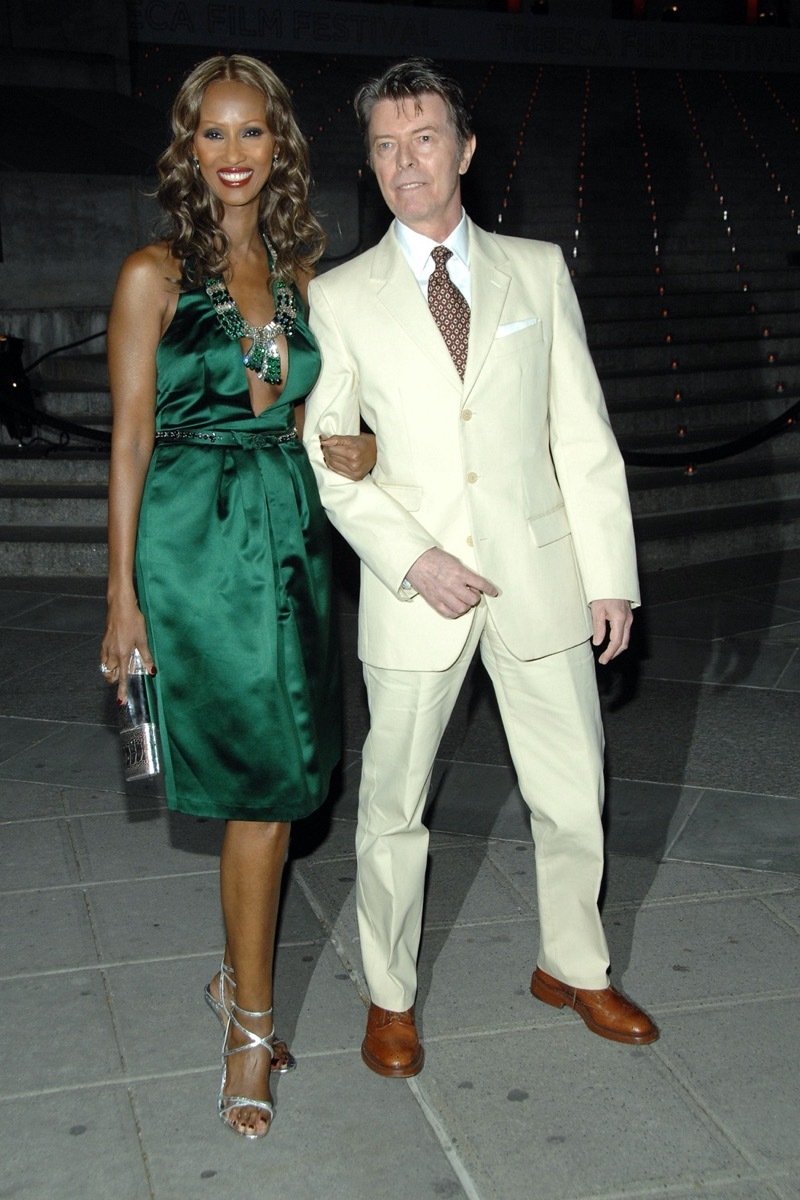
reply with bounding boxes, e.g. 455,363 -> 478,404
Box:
116,242 -> 181,295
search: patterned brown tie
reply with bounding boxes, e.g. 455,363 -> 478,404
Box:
427,245 -> 470,380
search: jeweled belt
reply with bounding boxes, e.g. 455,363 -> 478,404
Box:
154,428 -> 298,448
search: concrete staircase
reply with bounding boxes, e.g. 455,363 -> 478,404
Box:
2,60 -> 799,577
0,316 -> 110,576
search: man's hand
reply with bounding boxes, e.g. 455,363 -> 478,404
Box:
590,598 -> 633,664
405,547 -> 499,618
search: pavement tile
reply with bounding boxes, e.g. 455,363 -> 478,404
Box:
0,886 -> 99,976
60,783 -> 161,817
424,841 -> 533,927
291,809 -> 358,861
607,895 -> 800,1007
0,715 -> 65,767
0,626 -> 94,686
4,557 -> 800,1200
87,864 -> 324,964
739,577 -> 800,612
602,678 -> 800,797
590,1179 -> 788,1200
601,853 -> 800,909
776,649 -> 800,690
105,954 -> 232,1076
644,594 -> 797,640
426,760 -> 526,840
669,789 -> 800,873
0,589 -> 51,622
0,634 -> 105,724
0,816 -> 80,890
773,1164 -> 800,1200
296,855 -> 360,945
417,1026 -> 739,1200
69,807 -> 223,882
660,1000 -> 800,1164
604,777 -> 702,859
3,594 -> 107,634
0,720 -> 126,789
637,633 -> 795,688
760,888 -> 800,933
0,971 -> 124,1096
0,776 -> 65,820
275,941 -> 367,1056
416,919 -> 543,1038
105,943 -> 363,1078
0,1086 -> 150,1200
87,872 -> 225,963
133,1054 -> 464,1200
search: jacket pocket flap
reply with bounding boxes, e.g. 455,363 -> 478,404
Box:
528,505 -> 570,546
376,482 -> 423,512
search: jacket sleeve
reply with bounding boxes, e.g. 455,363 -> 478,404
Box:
545,247 -> 640,606
303,276 -> 439,599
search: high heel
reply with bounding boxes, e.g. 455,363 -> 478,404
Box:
218,1003 -> 276,1139
204,962 -> 297,1073
204,961 -> 235,1025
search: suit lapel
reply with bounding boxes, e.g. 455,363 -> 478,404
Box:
371,227 -> 463,390
463,220 -> 511,402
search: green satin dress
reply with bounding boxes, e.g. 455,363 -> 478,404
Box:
135,280 -> 340,821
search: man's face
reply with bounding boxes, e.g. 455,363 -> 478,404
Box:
368,93 -> 475,241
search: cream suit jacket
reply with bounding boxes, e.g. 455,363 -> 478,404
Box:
303,218 -> 640,671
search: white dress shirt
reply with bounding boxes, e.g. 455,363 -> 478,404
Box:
393,211 -> 471,308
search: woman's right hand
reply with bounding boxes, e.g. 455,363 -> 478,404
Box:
319,433 -> 377,481
100,596 -> 156,704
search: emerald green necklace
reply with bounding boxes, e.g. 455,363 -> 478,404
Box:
205,240 -> 297,385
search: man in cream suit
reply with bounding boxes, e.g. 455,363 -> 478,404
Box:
304,58 -> 658,1076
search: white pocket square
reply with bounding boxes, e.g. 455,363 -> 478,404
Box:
495,317 -> 540,338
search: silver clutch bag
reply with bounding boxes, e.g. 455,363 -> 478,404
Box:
119,649 -> 161,781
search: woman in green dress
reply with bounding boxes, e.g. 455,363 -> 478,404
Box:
99,55 -> 373,1141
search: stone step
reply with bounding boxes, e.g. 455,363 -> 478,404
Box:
0,451 -> 110,483
618,418 -> 799,452
32,353 -> 109,387
574,269 -> 798,295
0,482 -> 106,524
33,392 -> 112,420
610,396 -> 792,435
0,309 -> 108,364
0,525 -> 107,576
602,361 -> 796,401
594,337 -> 799,373
581,293 -> 794,320
589,324 -> 788,352
627,456 -> 800,514
633,496 -> 800,572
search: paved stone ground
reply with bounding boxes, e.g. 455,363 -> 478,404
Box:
1,550 -> 799,1199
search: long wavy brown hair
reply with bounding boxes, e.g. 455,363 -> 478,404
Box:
156,55 -> 326,286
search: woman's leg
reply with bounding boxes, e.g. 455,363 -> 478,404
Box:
218,818 -> 290,1137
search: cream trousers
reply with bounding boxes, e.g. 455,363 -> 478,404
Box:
356,602 -> 611,1012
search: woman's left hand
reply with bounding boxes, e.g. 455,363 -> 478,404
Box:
320,433 -> 377,481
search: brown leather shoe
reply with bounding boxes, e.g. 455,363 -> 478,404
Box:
530,967 -> 659,1044
361,1003 -> 424,1077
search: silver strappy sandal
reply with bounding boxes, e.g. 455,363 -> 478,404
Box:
204,962 -> 296,1074
218,1003 -> 276,1140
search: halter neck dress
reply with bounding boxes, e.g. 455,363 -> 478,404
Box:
135,276 -> 340,821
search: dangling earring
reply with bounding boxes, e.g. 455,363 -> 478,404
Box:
193,157 -> 200,169
272,154 -> 278,168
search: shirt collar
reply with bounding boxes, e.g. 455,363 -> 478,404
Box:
393,210 -> 469,275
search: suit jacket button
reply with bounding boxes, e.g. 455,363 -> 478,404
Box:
466,535 -> 474,547
466,471 -> 478,484
461,409 -> 473,421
